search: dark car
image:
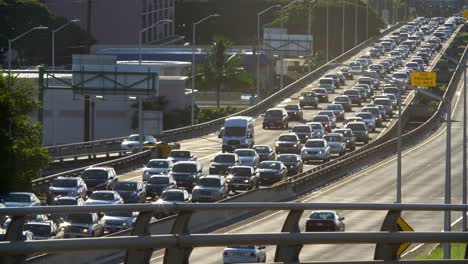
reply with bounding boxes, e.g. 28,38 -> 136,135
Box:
345,122 -> 369,144
292,125 -> 313,143
332,96 -> 352,112
144,175 -> 177,199
305,210 -> 345,232
368,47 -> 381,58
343,89 -> 362,106
153,189 -> 191,219
312,88 -> 329,103
48,177 -> 87,202
226,166 -> 259,192
112,181 -> 147,203
276,154 -> 303,175
61,213 -> 104,238
326,104 -> 345,121
339,67 -> 354,80
257,161 -> 288,186
170,161 -> 204,190
253,145 -> 275,161
333,128 -> 356,151
275,134 -> 302,154
284,104 -> 303,120
262,108 -> 289,129
80,167 -> 118,192
209,153 -> 240,175
312,115 -> 332,133
299,92 -> 319,108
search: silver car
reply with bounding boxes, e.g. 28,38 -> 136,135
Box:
234,149 -> 260,168
102,212 -> 137,232
306,122 -> 325,138
300,139 -> 331,163
142,159 -> 174,181
323,133 -> 347,156
191,176 -> 229,202
85,191 -> 123,205
355,112 -> 376,132
223,245 -> 267,263
3,192 -> 41,207
317,110 -> 337,128
167,150 -> 197,163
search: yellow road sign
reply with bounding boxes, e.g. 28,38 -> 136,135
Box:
464,10 -> 468,18
396,216 -> 414,256
411,72 -> 437,87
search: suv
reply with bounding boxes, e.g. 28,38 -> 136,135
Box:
301,139 -> 331,163
48,177 -> 87,202
191,176 -> 229,202
299,92 -> 318,108
276,154 -> 303,175
318,78 -> 337,93
142,159 -> 174,182
226,166 -> 259,192
262,108 -> 289,129
343,89 -> 362,106
81,166 -> 118,192
284,104 -> 303,120
61,213 -> 104,238
292,125 -> 314,143
345,122 -> 370,144
234,149 -> 260,168
275,134 -> 302,154
112,181 -> 147,203
209,153 -> 240,175
333,128 -> 356,151
170,161 -> 204,190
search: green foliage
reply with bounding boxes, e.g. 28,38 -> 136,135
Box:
197,106 -> 245,124
418,243 -> 466,259
0,72 -> 51,193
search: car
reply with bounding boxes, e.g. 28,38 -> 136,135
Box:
372,98 -> 393,117
60,213 -> 105,238
383,86 -> 401,99
226,166 -> 259,192
291,124 -> 314,143
332,96 -> 352,112
153,189 -> 191,218
391,71 -> 410,88
344,116 -> 363,125
326,104 -> 345,121
4,214 -> 48,230
24,221 -> 62,240
333,128 -> 356,151
367,63 -> 383,74
352,87 -> 369,102
191,175 -> 229,202
317,110 -> 337,128
223,245 -> 267,264
167,150 -> 197,163
339,67 -> 354,80
284,104 -> 303,120
382,93 -> 398,110
311,88 -> 329,103
142,159 -> 174,182
253,145 -> 275,161
312,115 -> 332,133
209,153 -> 239,175
368,47 -> 381,58
361,106 -> 383,127
355,112 -> 376,132
85,191 -> 123,205
80,166 -> 117,192
324,73 -> 343,86
120,134 -> 157,152
276,154 -> 303,175
48,177 -> 87,202
323,133 -> 347,156
234,149 -> 260,168
334,71 -> 346,85
3,192 -> 41,207
306,122 -> 325,138
358,77 -> 378,90
318,77 -> 337,93
374,104 -> 388,121
144,175 -> 177,199
349,61 -> 363,72
49,196 -> 85,222
356,58 -> 369,69
343,89 -> 362,106
171,160 -> 204,190
305,210 -> 345,232
0,230 -> 34,241
102,212 -> 137,232
345,122 -> 370,144
257,161 -> 288,185
301,138 -> 331,163
299,92 -> 318,108
274,133 -> 302,154
112,181 -> 147,203
262,108 -> 289,129
404,62 -> 420,72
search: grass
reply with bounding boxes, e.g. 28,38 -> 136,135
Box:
418,243 -> 466,259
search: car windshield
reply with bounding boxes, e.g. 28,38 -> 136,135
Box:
52,179 -> 78,188
335,130 -> 352,137
278,135 -> 297,142
258,162 -> 281,170
235,150 -> 254,156
357,113 -> 373,119
277,155 -> 297,162
230,167 -> 252,176
105,212 -> 133,218
147,176 -> 169,184
305,141 -> 325,148
347,123 -> 366,131
310,212 -> 335,220
213,155 -> 235,163
67,214 -> 93,224
24,224 -> 50,237
265,110 -> 283,117
327,105 -> 343,110
334,97 -> 348,102
90,192 -> 115,200
172,163 -> 197,172
5,194 -> 30,203
170,151 -> 190,158
147,160 -> 169,168
309,124 -> 322,129
81,170 -> 108,180
324,136 -> 342,142
161,191 -> 184,201
198,178 -> 221,187
224,127 -> 246,137
319,79 -> 332,84
292,126 -> 311,133
393,73 -> 408,79
302,92 -> 314,97
284,105 -> 299,110
253,146 -> 269,153
114,182 -> 137,191
374,99 -> 391,106
318,111 -> 333,117
344,90 -> 358,95
55,199 -> 78,206
313,89 -> 327,93
313,116 -> 328,122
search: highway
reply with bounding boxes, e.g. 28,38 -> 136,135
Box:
146,56 -> 468,264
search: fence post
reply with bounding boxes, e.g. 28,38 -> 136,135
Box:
374,209 -> 401,260
124,211 -> 154,264
2,215 -> 27,264
163,210 -> 193,264
274,209 -> 304,262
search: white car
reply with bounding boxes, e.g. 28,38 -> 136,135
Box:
142,159 -> 174,181
120,134 -> 157,152
306,122 -> 325,138
3,192 -> 41,207
85,191 -> 124,205
300,139 -> 331,163
234,149 -> 260,168
223,245 -> 267,263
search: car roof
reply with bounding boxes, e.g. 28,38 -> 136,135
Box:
8,192 -> 33,196
202,175 -> 223,180
174,161 -> 198,164
324,133 -> 342,137
92,190 -> 116,194
162,188 -> 185,194
85,166 -> 112,171
56,177 -> 80,180
56,196 -> 80,200
231,165 -> 253,169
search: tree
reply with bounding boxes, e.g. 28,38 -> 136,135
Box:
0,72 -> 51,193
197,36 -> 253,108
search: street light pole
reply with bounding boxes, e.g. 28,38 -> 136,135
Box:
342,0 -> 345,54
139,19 -> 173,65
52,19 -> 80,69
191,14 -> 220,126
355,0 -> 358,46
280,0 -> 302,90
257,5 -> 281,102
366,0 -> 369,40
326,1 -> 329,62
397,87 -> 402,203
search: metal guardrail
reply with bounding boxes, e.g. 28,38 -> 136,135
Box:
2,203 -> 468,264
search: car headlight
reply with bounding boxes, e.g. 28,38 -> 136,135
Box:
293,144 -> 297,147
305,135 -> 309,138
82,228 -> 89,233
319,150 -> 324,154
299,97 -> 304,100
244,179 -> 250,183
275,142 -> 279,147
122,222 -> 128,226
346,140 -> 350,143
226,178 -> 232,183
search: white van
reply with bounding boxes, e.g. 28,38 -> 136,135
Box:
218,116 -> 255,152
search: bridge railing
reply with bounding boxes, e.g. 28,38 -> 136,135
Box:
1,203 -> 468,264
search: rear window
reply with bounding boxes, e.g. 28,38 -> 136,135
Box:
277,155 -> 298,162
278,135 -> 298,142
324,135 -> 342,142
172,163 -> 198,172
292,126 -> 311,133
265,109 -> 283,117
356,113 -> 373,119
310,212 -> 335,220
347,123 -> 366,131
284,105 -> 300,110
374,99 -> 391,106
313,88 -> 327,94
305,141 -> 325,148
313,116 -> 328,122
319,79 -> 333,84
344,90 -> 359,95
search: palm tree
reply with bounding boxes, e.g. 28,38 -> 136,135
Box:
197,36 -> 253,108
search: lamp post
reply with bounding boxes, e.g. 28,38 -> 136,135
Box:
366,0 -> 369,40
191,14 -> 220,126
139,19 -> 173,65
355,0 -> 358,46
257,5 -> 281,101
326,1 -> 329,62
52,19 -> 80,69
342,0 -> 345,54
280,0 -> 302,89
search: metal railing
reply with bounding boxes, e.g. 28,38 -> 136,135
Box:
2,203 -> 468,264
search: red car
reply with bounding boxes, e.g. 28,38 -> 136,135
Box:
312,115 -> 332,133
305,210 -> 345,232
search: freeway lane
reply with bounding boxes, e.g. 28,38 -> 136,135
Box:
147,63 -> 468,264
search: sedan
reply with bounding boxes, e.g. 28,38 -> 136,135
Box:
355,112 -> 376,132
323,133 -> 346,156
301,139 -> 331,163
276,154 -> 303,175
306,122 -> 326,138
167,150 -> 197,163
257,161 -> 288,185
305,210 -> 345,232
113,181 -> 147,203
312,88 -> 329,103
3,192 -> 41,207
326,104 -> 345,121
284,104 -> 303,120
142,159 -> 173,182
253,145 -> 275,161
144,175 -> 177,199
85,191 -> 123,205
275,134 -> 302,154
332,96 -> 352,112
333,128 -> 356,151
311,115 -> 332,133
223,245 -> 267,264
234,149 -> 260,168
